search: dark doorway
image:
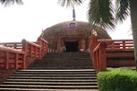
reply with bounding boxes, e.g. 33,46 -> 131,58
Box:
65,41 -> 79,52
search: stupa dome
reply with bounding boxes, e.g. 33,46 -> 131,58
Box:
42,21 -> 110,39
41,21 -> 111,52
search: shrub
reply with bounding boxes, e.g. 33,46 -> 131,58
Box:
97,68 -> 137,91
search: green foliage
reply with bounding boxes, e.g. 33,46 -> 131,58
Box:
116,0 -> 130,22
58,0 -> 83,7
0,0 -> 23,6
88,0 -> 130,29
59,0 -> 130,29
88,0 -> 115,28
97,68 -> 137,91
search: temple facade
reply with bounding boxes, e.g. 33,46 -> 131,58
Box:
41,21 -> 111,53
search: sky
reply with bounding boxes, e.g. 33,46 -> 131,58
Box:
0,0 -> 132,42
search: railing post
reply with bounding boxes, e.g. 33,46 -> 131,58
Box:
99,42 -> 107,71
22,54 -> 26,69
90,34 -> 98,69
36,37 -> 48,58
123,40 -> 126,49
22,39 -> 27,69
30,45 -> 33,58
22,39 -> 27,52
90,35 -> 98,51
6,52 -> 9,69
15,53 -> 18,69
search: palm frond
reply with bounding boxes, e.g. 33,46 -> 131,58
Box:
0,0 -> 23,5
58,0 -> 83,7
88,0 -> 115,29
116,0 -> 130,22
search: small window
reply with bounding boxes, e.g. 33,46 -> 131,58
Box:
69,22 -> 76,28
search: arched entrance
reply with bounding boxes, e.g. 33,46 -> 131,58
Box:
65,41 -> 79,52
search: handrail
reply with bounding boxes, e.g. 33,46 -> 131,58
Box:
0,37 -> 48,69
23,40 -> 41,48
105,39 -> 133,49
38,37 -> 48,44
0,46 -> 25,69
92,41 -> 107,71
93,43 -> 101,53
0,42 -> 22,50
37,37 -> 48,57
89,35 -> 110,71
0,45 -> 24,54
92,43 -> 101,71
91,38 -> 134,71
22,39 -> 42,68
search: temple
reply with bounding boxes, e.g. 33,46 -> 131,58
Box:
42,21 -> 111,53
0,8 -> 135,91
41,7 -> 111,53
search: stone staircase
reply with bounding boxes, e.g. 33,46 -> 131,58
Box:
28,52 -> 92,69
0,69 -> 98,91
0,52 -> 98,91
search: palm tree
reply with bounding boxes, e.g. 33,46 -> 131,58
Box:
0,0 -> 23,5
58,0 -> 82,6
59,0 -> 137,69
130,0 -> 137,69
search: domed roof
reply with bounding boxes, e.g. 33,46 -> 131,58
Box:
42,21 -> 111,40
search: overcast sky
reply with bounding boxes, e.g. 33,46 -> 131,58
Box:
0,0 -> 132,42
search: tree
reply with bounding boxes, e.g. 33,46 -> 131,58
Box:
0,0 -> 23,5
130,0 -> 137,69
58,0 -> 82,6
59,0 -> 137,69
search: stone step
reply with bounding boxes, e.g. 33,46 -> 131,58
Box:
19,69 -> 94,71
43,53 -> 89,59
44,57 -> 89,59
39,57 -> 88,59
0,51 -> 97,90
13,73 -> 96,75
17,69 -> 95,72
9,76 -> 97,79
29,52 -> 91,69
28,61 -> 92,68
3,81 -> 97,85
0,84 -> 98,89
35,58 -> 89,60
14,70 -> 96,74
15,71 -> 96,74
27,67 -> 92,69
45,52 -> 89,56
10,74 -> 96,79
0,88 -> 98,91
11,74 -> 96,77
11,70 -> 96,77
6,79 -> 97,82
44,56 -> 89,59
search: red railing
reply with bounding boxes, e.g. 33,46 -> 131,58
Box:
107,40 -> 133,50
0,42 -> 22,50
90,35 -> 108,71
0,37 -> 48,69
22,39 -> 41,68
90,34 -> 134,71
0,46 -> 25,69
37,37 -> 48,57
93,42 -> 107,71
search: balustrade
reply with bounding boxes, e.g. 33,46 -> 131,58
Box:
0,37 -> 48,69
0,46 -> 25,69
90,35 -> 134,71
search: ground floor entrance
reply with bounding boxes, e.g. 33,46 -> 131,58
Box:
65,41 -> 79,52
